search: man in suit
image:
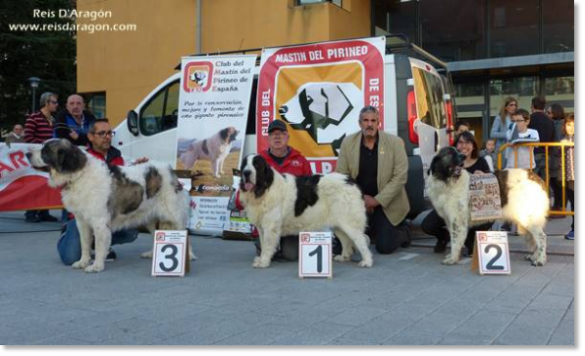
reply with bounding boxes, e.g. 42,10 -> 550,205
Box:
336,105 -> 411,254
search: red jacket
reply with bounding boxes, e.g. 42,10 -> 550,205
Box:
260,148 -> 312,176
87,147 -> 125,166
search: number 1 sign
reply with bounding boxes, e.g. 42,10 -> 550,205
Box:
152,230 -> 190,277
299,231 -> 332,278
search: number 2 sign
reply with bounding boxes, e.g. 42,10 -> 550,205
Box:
299,231 -> 332,278
475,231 -> 511,275
151,230 -> 190,277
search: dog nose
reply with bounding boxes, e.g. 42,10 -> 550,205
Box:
243,170 -> 251,178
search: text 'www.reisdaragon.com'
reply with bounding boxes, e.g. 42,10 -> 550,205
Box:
8,22 -> 137,34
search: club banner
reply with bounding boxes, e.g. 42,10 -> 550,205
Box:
0,143 -> 62,211
256,36 -> 386,174
175,55 -> 256,235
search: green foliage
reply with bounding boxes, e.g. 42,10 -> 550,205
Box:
0,0 -> 76,132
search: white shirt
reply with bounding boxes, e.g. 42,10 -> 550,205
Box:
505,127 -> 540,169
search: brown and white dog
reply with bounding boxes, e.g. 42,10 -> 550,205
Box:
180,127 -> 239,178
27,139 -> 194,273
428,146 -> 549,266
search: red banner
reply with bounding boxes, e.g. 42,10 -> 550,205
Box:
0,143 -> 62,211
256,37 -> 386,173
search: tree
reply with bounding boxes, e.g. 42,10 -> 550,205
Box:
0,0 -> 76,133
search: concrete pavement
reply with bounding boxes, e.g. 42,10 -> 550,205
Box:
0,210 -> 574,345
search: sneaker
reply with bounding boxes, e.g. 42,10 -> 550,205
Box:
38,214 -> 58,222
565,230 -> 574,240
434,239 -> 448,253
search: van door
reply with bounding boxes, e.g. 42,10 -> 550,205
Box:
408,58 -> 450,196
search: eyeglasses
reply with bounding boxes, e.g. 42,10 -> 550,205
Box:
49,100 -> 58,105
511,119 -> 526,123
92,130 -> 115,137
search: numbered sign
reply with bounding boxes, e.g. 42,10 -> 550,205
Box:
476,231 -> 511,275
299,231 -> 332,278
151,230 -> 190,277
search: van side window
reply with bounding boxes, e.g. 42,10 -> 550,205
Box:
139,81 -> 179,136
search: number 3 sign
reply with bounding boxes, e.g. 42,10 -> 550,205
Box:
299,231 -> 332,278
474,231 -> 511,275
151,230 -> 190,277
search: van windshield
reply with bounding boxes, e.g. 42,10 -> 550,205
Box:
412,66 -> 447,129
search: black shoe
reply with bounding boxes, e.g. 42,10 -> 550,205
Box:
106,249 -> 117,262
38,214 -> 58,222
91,248 -> 117,262
25,215 -> 41,223
434,239 -> 448,253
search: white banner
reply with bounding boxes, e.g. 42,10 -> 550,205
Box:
175,55 -> 256,235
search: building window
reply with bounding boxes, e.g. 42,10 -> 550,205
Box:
488,0 -> 539,57
420,0 -> 486,61
372,0 -> 417,41
297,0 -> 342,6
454,82 -> 485,141
543,0 -> 573,53
545,76 -> 574,113
85,92 -> 106,119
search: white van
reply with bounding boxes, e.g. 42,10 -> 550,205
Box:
113,35 -> 457,219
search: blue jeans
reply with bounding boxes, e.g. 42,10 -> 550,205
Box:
57,219 -> 139,265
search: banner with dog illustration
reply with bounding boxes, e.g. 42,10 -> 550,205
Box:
0,143 -> 62,211
256,36 -> 386,174
176,54 -> 256,234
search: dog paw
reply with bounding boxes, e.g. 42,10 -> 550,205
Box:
84,263 -> 105,273
441,257 -> 458,265
358,259 -> 373,268
141,251 -> 153,259
72,259 -> 90,269
334,255 -> 351,262
524,254 -> 534,261
531,260 -> 545,267
253,258 -> 271,268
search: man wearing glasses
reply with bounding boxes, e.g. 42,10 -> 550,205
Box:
57,119 -> 148,265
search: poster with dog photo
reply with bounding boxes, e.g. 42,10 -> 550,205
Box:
176,55 -> 256,234
256,37 -> 385,174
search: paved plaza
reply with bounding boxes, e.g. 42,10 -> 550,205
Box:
0,210 -> 575,345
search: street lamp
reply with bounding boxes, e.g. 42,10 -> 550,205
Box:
28,77 -> 41,113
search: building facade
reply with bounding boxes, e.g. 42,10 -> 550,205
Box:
77,0 -> 574,143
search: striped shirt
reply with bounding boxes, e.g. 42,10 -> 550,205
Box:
24,111 -> 54,143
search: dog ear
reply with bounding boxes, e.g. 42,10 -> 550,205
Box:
58,145 -> 87,173
429,154 -> 449,181
219,128 -> 229,142
254,157 -> 274,198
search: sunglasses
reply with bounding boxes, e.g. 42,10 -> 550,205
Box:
92,130 -> 115,137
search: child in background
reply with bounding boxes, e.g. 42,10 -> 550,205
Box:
479,138 -> 497,171
560,115 -> 575,240
506,109 -> 540,170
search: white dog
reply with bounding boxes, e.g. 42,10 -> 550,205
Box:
427,147 -> 549,266
239,154 -> 373,269
180,127 -> 239,178
27,139 -> 194,273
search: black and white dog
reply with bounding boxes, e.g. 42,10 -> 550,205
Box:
239,154 -> 373,269
428,146 -> 549,266
27,139 -> 194,273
